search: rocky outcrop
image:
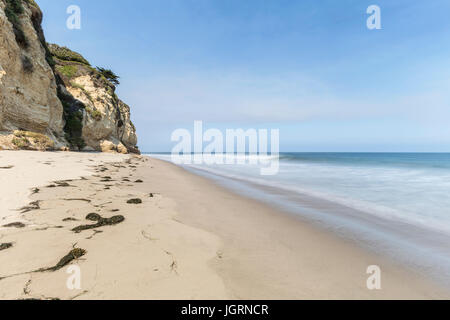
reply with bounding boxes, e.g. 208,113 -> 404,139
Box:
0,0 -> 138,153
0,0 -> 64,149
51,44 -> 138,153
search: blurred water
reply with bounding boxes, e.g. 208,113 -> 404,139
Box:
147,153 -> 450,285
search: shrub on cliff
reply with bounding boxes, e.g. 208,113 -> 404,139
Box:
4,0 -> 28,48
12,130 -> 55,151
21,55 -> 34,73
96,67 -> 120,85
63,106 -> 86,151
55,65 -> 79,79
48,43 -> 90,65
85,107 -> 102,121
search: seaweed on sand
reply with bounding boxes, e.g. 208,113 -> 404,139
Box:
127,198 -> 142,204
62,217 -> 78,222
3,222 -> 26,228
40,248 -> 87,272
19,201 -> 40,213
71,213 -> 125,233
54,181 -> 72,187
0,243 -> 13,251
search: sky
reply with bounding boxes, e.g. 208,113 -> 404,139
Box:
36,0 -> 450,152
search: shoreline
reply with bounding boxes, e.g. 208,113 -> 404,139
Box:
178,161 -> 450,288
0,152 -> 448,299
143,157 -> 450,299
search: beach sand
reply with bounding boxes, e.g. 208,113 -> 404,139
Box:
0,152 -> 448,299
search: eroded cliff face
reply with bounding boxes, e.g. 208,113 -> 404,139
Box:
0,0 -> 64,149
0,0 -> 138,153
51,44 -> 138,154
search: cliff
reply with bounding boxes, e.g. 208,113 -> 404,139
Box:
0,0 -> 138,153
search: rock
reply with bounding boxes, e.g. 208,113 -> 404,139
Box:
100,140 -> 116,153
0,1 -> 64,144
61,69 -> 138,153
0,2 -> 138,153
117,143 -> 128,154
82,145 -> 96,152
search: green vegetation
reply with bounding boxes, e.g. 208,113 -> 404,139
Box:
4,0 -> 28,48
4,0 -> 24,27
85,107 -> 102,121
21,55 -> 33,73
13,130 -> 55,150
24,0 -> 39,8
48,44 -> 90,65
69,81 -> 84,90
12,136 -> 28,149
63,108 -> 85,150
56,65 -> 78,78
45,48 -> 56,67
56,75 -> 86,150
96,67 -> 120,85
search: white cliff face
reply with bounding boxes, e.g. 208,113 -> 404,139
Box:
118,100 -> 138,148
0,1 -> 64,145
0,1 -> 138,153
68,75 -> 118,149
65,73 -> 138,154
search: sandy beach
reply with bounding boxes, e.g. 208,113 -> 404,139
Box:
0,151 -> 448,300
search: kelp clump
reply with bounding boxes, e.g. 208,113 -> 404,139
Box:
43,248 -> 87,272
72,213 -> 125,233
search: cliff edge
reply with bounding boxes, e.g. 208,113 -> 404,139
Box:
0,0 -> 138,153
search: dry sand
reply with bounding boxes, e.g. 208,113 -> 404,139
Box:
0,152 -> 448,299
0,151 -> 128,225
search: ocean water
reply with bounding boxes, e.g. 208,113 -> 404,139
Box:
147,153 -> 450,285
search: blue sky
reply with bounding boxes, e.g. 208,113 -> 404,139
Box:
36,0 -> 450,152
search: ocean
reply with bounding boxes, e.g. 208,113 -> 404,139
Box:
147,153 -> 450,285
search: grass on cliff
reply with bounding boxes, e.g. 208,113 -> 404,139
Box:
21,55 -> 33,73
56,65 -> 79,79
12,136 -> 28,149
24,0 -> 39,8
4,0 -> 28,48
48,44 -> 90,66
12,130 -> 55,150
69,81 -> 95,106
85,107 -> 102,121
